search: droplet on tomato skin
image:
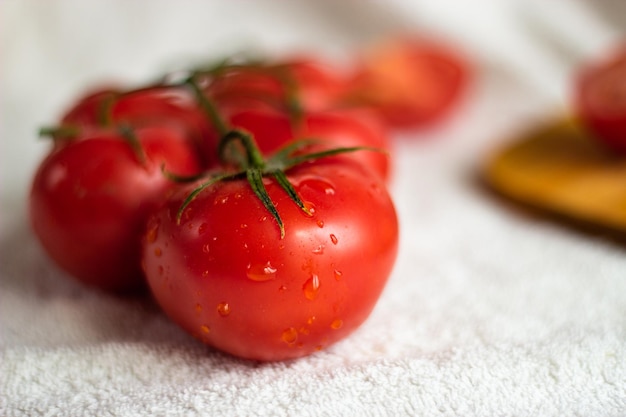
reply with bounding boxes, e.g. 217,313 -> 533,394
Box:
307,316 -> 316,325
145,219 -> 160,243
333,269 -> 343,280
330,234 -> 338,245
303,201 -> 316,217
303,274 -> 320,300
154,247 -> 162,257
240,223 -> 248,229
216,302 -> 231,317
246,262 -> 278,281
330,319 -> 343,330
281,327 -> 298,345
312,245 -> 325,255
200,324 -> 211,334
202,243 -> 210,254
202,270 -> 209,278
317,220 -> 325,228
195,303 -> 203,314
198,223 -> 209,235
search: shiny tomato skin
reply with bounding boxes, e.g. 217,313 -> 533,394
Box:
346,38 -> 470,129
575,45 -> 626,154
142,159 -> 398,361
225,108 -> 393,181
206,57 -> 348,116
62,87 -> 217,166
30,127 -> 203,292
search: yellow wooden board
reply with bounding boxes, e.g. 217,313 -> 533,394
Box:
483,119 -> 626,237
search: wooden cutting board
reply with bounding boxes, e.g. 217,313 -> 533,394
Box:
483,118 -> 626,238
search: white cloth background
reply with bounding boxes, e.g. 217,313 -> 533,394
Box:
1,1 -> 625,416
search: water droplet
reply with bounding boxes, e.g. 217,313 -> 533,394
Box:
303,274 -> 320,300
202,243 -> 210,253
303,201 -> 316,217
246,262 -> 278,281
330,234 -> 338,245
146,224 -> 159,243
278,285 -> 287,292
200,324 -> 211,334
317,220 -> 325,228
259,215 -> 268,222
307,316 -> 316,325
202,270 -> 209,277
154,247 -> 162,257
240,223 -> 248,229
198,223 -> 209,235
312,245 -> 325,255
195,303 -> 203,314
281,327 -> 298,344
330,319 -> 343,330
217,302 -> 231,317
333,270 -> 343,280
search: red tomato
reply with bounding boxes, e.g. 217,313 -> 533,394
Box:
30,127 -> 203,292
204,57 -> 348,116
61,86 -> 217,165
344,38 -> 470,129
575,44 -> 626,154
142,158 -> 398,361
220,107 -> 393,181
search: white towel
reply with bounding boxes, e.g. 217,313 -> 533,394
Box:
2,1 -> 625,416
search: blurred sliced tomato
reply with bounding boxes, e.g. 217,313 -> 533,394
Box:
575,44 -> 626,154
344,37 -> 470,129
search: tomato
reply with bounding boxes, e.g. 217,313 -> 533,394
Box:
61,86 -> 217,166
575,44 -> 626,154
30,126 -> 203,292
216,107 -> 393,181
203,57 -> 348,116
142,158 -> 398,361
344,38 -> 470,129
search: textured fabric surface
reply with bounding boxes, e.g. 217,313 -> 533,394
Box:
2,1 -> 625,416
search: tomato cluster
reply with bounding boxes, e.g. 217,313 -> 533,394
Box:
29,39 -> 469,361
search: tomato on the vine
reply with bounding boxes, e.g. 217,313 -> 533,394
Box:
202,56 -> 349,117
575,44 -> 626,154
344,38 -> 470,129
30,126 -> 203,292
225,107 -> 392,181
61,86 -> 216,165
142,157 -> 398,361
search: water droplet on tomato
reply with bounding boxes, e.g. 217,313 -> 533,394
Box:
195,303 -> 203,314
330,319 -> 343,330
216,302 -> 231,317
146,222 -> 159,243
333,269 -> 343,280
317,220 -> 325,228
281,327 -> 298,344
202,243 -> 210,253
202,270 -> 209,277
312,245 -> 325,255
198,223 -> 209,235
307,316 -> 316,325
303,274 -> 320,300
240,223 -> 248,229
200,324 -> 211,334
303,201 -> 316,217
246,262 -> 277,281
154,247 -> 162,257
330,234 -> 338,245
